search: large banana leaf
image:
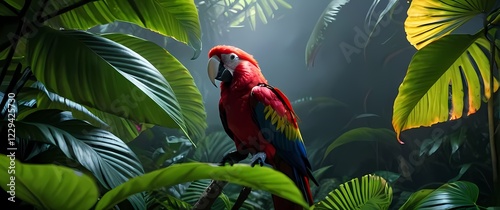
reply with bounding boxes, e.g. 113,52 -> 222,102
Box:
45,0 -> 202,58
0,156 -> 99,210
5,109 -> 146,209
399,181 -> 479,209
313,174 -> 393,210
305,0 -> 351,69
392,32 -> 499,142
101,33 -> 207,140
405,0 -> 495,49
15,83 -> 146,143
26,26 -> 191,140
95,162 -> 310,210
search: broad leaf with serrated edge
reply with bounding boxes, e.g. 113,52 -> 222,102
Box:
392,33 -> 499,142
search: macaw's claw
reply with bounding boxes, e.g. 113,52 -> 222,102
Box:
219,150 -> 248,166
250,152 -> 266,167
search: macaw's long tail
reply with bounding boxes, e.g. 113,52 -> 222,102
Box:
272,155 -> 315,210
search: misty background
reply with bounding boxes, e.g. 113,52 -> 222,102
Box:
169,0 -> 414,129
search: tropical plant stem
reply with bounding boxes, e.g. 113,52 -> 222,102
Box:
0,0 -> 31,83
0,0 -> 31,115
486,21 -> 499,205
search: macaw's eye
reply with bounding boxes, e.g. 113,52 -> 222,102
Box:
230,53 -> 238,60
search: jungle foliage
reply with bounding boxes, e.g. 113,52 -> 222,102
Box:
0,0 -> 499,209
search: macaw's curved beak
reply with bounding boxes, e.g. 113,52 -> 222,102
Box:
207,55 -> 232,87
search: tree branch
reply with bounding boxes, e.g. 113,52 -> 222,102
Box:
232,187 -> 252,210
192,180 -> 228,210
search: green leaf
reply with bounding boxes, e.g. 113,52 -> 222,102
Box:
16,83 -> 143,142
154,194 -> 192,210
26,26 -> 189,139
365,0 -> 398,42
405,0 -> 495,49
181,179 -> 231,208
101,33 -> 207,140
6,109 -> 145,209
95,163 -> 309,210
28,83 -> 108,127
292,97 -> 349,119
324,127 -> 398,160
448,164 -> 472,182
192,131 -> 235,163
46,0 -> 202,58
313,174 -> 393,210
373,171 -> 401,184
312,165 -> 333,181
392,33 -> 499,142
398,189 -> 434,210
399,181 -> 479,209
0,156 -> 99,210
305,0 -> 351,69
227,0 -> 292,30
450,127 -> 467,154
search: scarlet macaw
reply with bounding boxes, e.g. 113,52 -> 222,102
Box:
207,45 -> 318,209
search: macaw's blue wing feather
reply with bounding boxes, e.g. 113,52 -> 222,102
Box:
250,83 -> 318,186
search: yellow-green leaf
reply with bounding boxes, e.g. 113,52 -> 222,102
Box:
95,163 -> 309,210
0,156 -> 99,210
392,33 -> 499,142
405,0 -> 495,50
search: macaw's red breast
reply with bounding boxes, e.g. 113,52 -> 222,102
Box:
220,91 -> 277,160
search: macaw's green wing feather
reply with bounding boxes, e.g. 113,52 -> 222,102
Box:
250,83 -> 318,186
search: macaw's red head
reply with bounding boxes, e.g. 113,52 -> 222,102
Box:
207,45 -> 260,87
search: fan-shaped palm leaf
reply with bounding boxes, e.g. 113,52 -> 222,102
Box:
313,174 -> 393,210
405,0 -> 495,50
392,32 -> 499,141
